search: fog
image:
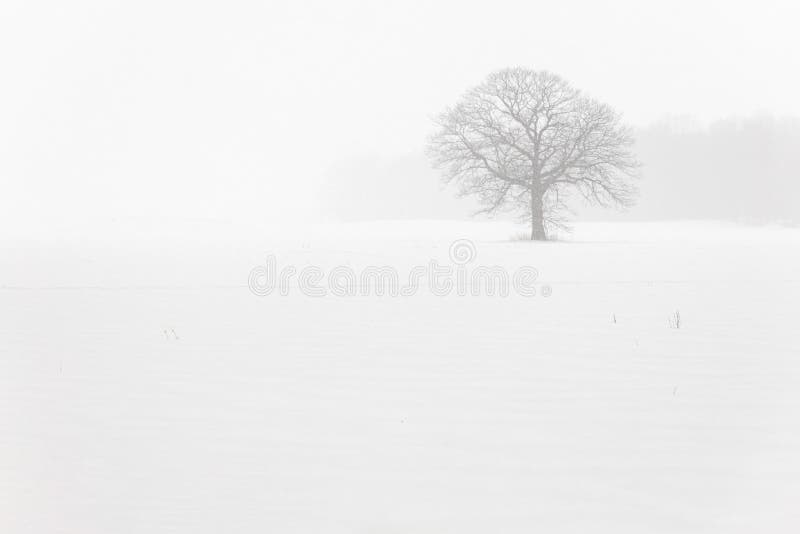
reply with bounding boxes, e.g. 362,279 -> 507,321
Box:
5,4 -> 800,532
2,1 -> 799,232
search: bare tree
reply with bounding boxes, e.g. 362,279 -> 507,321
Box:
427,68 -> 640,240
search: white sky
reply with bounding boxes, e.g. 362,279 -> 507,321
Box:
1,0 -> 798,225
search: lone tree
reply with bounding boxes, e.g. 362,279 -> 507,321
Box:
427,68 -> 640,240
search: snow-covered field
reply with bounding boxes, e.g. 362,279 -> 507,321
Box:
2,220 -> 800,533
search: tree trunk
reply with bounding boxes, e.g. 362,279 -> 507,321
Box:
530,189 -> 547,241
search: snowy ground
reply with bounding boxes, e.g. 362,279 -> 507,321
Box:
2,220 -> 800,533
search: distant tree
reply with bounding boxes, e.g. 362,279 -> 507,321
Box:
427,68 -> 640,240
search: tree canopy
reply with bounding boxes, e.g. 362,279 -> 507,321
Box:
427,68 -> 640,239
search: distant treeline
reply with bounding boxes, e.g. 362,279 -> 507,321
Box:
626,115 -> 800,222
324,115 -> 800,223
